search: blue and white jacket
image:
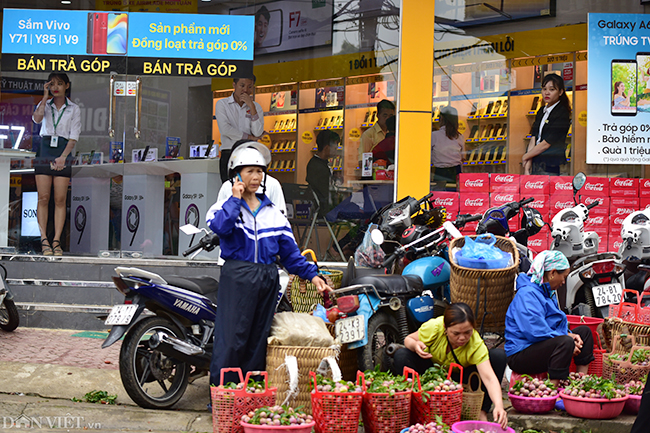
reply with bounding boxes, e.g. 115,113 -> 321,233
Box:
206,193 -> 318,281
504,273 -> 569,356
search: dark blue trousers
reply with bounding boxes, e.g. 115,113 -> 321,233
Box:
210,260 -> 279,386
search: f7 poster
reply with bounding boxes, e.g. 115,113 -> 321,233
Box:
588,13 -> 650,164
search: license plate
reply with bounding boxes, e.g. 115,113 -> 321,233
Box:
105,304 -> 138,326
335,315 -> 365,344
593,283 -> 623,308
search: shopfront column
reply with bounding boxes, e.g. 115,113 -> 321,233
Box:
395,0 -> 435,201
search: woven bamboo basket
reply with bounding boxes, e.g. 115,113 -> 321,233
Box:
449,236 -> 518,333
603,317 -> 650,353
602,334 -> 650,384
288,270 -> 344,313
266,345 -> 342,414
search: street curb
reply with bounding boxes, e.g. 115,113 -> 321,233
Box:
0,394 -> 213,432
507,409 -> 637,433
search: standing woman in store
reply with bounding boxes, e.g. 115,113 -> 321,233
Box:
32,73 -> 81,255
522,74 -> 571,175
430,106 -> 465,183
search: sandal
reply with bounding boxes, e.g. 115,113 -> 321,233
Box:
52,240 -> 63,256
41,238 -> 53,256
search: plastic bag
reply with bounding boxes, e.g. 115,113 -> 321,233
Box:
461,233 -> 502,260
268,312 -> 335,347
354,224 -> 385,268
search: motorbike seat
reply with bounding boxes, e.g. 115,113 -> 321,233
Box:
164,275 -> 219,304
350,274 -> 424,297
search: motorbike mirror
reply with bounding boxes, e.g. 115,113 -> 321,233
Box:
370,229 -> 385,245
573,172 -> 587,192
180,224 -> 202,235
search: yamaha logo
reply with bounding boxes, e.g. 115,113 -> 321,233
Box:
173,298 -> 200,315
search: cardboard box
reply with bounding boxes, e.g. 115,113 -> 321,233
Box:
458,173 -> 490,193
460,221 -> 479,235
610,177 -> 639,197
490,174 -> 520,193
526,194 -> 551,220
580,195 -> 610,217
609,202 -> 639,219
640,179 -> 650,197
610,214 -> 627,229
549,194 -> 575,219
549,176 -> 574,195
459,193 -> 490,215
520,175 -> 550,195
430,192 -> 460,213
489,192 -> 520,207
591,226 -> 609,253
527,231 -> 549,254
584,214 -> 608,229
641,198 -> 650,210
583,177 -> 609,196
609,229 -> 624,252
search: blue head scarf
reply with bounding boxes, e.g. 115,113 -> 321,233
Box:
528,250 -> 570,285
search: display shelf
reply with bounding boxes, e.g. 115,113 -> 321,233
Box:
314,125 -> 343,130
269,128 -> 297,134
268,159 -> 296,172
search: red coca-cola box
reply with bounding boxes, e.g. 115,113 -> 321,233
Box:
549,176 -> 574,195
460,221 -> 479,235
580,195 -> 610,217
459,192 -> 490,215
582,176 -> 609,196
610,214 -> 628,229
430,192 -> 460,213
526,194 -> 551,220
591,226 -> 609,253
489,192 -> 520,207
610,198 -> 639,219
640,179 -> 650,197
520,175 -> 550,195
527,231 -> 549,254
609,228 -> 624,252
458,173 -> 490,193
610,177 -> 639,197
584,214 -> 608,229
549,193 -> 575,219
490,173 -> 520,193
641,198 -> 650,210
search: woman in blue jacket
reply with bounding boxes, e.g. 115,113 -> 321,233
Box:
505,251 -> 593,386
206,142 -> 331,386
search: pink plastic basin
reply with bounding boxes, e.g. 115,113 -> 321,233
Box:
241,421 -> 315,433
624,395 -> 642,415
559,391 -> 628,420
508,393 -> 558,414
451,420 -> 515,433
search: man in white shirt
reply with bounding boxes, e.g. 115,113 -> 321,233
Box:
215,76 -> 265,182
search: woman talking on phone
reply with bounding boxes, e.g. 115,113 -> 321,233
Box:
32,72 -> 81,256
522,74 -> 571,176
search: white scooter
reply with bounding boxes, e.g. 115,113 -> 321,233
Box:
551,173 -> 626,318
619,211 -> 650,300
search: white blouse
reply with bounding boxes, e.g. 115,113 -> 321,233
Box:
33,98 -> 81,141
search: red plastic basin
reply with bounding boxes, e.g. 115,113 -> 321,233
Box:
241,421 -> 315,433
559,391 -> 628,419
508,393 -> 558,414
451,420 -> 515,433
624,395 -> 642,415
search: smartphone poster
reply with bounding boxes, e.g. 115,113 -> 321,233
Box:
587,13 -> 650,164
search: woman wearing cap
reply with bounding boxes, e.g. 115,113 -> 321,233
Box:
430,106 -> 464,183
506,250 -> 594,386
205,142 -> 331,386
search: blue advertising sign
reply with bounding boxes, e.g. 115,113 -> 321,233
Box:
2,9 -> 254,77
588,13 -> 650,164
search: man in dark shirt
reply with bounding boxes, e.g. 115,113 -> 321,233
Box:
306,130 -> 339,216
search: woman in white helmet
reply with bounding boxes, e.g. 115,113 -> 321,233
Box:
206,142 -> 331,385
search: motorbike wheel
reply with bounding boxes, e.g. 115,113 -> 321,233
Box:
358,311 -> 400,372
584,287 -> 601,318
119,317 -> 190,409
0,299 -> 19,332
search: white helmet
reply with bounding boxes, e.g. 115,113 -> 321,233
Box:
227,141 -> 271,178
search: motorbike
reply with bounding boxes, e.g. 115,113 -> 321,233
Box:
618,210 -> 650,302
550,173 -> 626,318
0,264 -> 19,332
331,216 -> 477,373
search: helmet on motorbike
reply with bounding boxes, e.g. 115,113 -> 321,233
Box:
477,208 -> 509,237
228,142 -> 271,179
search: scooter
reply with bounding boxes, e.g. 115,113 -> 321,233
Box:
551,173 -> 626,318
618,210 -> 650,299
331,217 -> 475,373
0,264 -> 19,332
101,225 -> 291,409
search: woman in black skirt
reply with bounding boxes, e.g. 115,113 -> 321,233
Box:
32,73 -> 81,255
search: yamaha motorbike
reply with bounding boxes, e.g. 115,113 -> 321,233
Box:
101,225 -> 291,409
0,264 -> 19,332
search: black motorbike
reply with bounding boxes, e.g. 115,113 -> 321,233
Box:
0,264 -> 19,332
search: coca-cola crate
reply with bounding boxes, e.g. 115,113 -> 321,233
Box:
459,192 -> 490,214
458,173 -> 490,193
490,173 -> 520,193
520,175 -> 550,195
460,221 -> 479,235
610,196 -> 640,209
527,230 -> 549,254
549,194 -> 575,219
580,195 -> 610,217
550,176 -> 574,195
583,177 -> 609,196
584,214 -> 608,229
610,178 -> 639,197
641,198 -> 650,210
489,192 -> 520,207
525,194 -> 550,220
430,192 -> 460,216
609,228 -> 624,252
640,179 -> 650,198
591,226 -> 609,253
610,202 -> 638,219
610,214 -> 627,229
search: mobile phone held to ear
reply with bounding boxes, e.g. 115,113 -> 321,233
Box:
237,173 -> 243,183
611,59 -> 637,116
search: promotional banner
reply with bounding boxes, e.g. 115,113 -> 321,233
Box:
587,13 -> 650,164
2,9 -> 253,77
230,0 -> 332,55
